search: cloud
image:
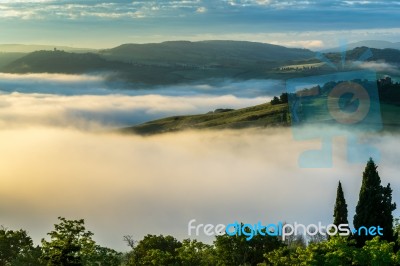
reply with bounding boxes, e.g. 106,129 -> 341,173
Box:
0,72 -> 399,252
0,73 -> 283,97
0,92 -> 269,129
196,6 -> 207,13
0,73 -> 283,128
0,126 -> 399,251
357,61 -> 400,75
271,40 -> 325,49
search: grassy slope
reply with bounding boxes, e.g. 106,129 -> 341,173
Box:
121,99 -> 400,135
0,53 -> 26,68
121,102 -> 289,135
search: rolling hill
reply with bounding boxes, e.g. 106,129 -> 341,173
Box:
1,41 -> 400,84
121,102 -> 290,135
325,40 -> 400,52
100,40 -> 316,64
1,50 -> 127,74
0,44 -> 96,53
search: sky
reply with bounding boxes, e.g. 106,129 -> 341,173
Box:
0,0 -> 400,48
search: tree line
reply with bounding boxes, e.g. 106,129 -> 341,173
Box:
1,158 -> 399,265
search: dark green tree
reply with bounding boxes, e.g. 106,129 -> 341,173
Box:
41,217 -> 96,265
279,93 -> 288,104
214,224 -> 283,265
127,234 -> 182,265
86,245 -> 123,266
333,181 -> 348,226
176,239 -> 216,266
271,96 -> 280,105
0,227 -> 43,266
353,158 -> 396,246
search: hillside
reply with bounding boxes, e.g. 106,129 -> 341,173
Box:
0,41 -> 317,84
121,102 -> 289,135
100,40 -> 316,64
324,47 -> 400,64
1,50 -> 127,74
0,52 -> 26,68
0,44 -> 96,53
325,40 -> 400,52
2,42 -> 400,84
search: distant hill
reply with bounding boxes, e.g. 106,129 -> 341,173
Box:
324,47 -> 400,63
0,52 -> 26,68
121,102 -> 289,135
0,44 -> 96,53
0,41 -> 317,84
100,40 -> 316,65
325,40 -> 400,52
1,50 -> 127,74
2,42 -> 399,84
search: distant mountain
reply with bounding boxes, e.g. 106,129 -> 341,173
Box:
1,50 -> 126,74
2,41 -> 399,85
0,44 -> 96,53
0,52 -> 25,68
324,47 -> 400,63
0,41 -> 317,84
325,40 -> 400,52
121,102 -> 289,135
100,40 -> 316,64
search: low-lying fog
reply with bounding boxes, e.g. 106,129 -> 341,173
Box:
0,73 -> 399,251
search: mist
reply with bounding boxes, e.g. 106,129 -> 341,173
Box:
0,73 -> 283,127
0,92 -> 268,128
0,73 -> 285,97
1,126 -> 400,251
1,73 -> 400,252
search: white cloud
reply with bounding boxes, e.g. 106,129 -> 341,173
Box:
271,40 -> 324,49
357,61 -> 400,74
196,6 -> 207,13
0,75 -> 270,129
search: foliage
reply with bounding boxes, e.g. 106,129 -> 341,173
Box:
214,226 -> 283,266
270,93 -> 288,105
265,236 -> 400,265
0,227 -> 43,266
176,239 -> 216,266
126,234 -> 182,266
41,217 -> 96,265
353,158 -> 396,246
333,181 -> 349,226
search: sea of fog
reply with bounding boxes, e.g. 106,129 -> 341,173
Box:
0,73 -> 400,251
0,73 -> 284,127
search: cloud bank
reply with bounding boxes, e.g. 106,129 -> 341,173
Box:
0,127 -> 399,251
0,73 -> 399,252
0,92 -> 268,129
0,73 -> 282,128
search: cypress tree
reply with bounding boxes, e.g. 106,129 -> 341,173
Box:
333,181 -> 348,226
353,158 -> 396,246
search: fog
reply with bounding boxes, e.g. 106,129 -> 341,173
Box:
0,73 -> 285,97
0,73 -> 400,251
1,126 -> 400,250
0,73 -> 282,127
358,61 -> 400,75
0,92 -> 268,128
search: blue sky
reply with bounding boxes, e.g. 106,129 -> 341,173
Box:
0,0 -> 400,48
